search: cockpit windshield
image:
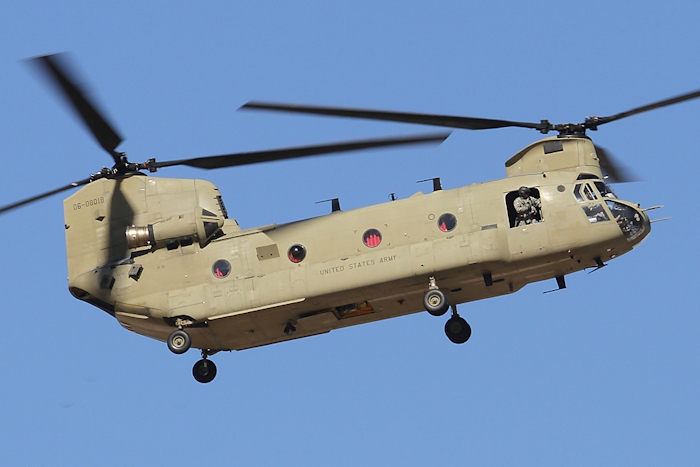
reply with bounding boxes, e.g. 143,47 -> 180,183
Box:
606,201 -> 646,241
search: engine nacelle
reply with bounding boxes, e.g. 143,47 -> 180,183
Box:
126,207 -> 224,249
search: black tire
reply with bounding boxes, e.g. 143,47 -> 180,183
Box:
193,359 -> 217,383
167,329 -> 191,354
445,316 -> 472,344
424,289 -> 449,316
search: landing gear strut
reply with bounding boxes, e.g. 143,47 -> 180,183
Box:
444,305 -> 471,344
193,350 -> 217,384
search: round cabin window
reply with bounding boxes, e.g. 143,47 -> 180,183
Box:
288,244 -> 307,263
212,259 -> 231,278
362,229 -> 382,248
438,213 -> 457,232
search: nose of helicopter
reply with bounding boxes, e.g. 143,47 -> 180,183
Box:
606,200 -> 651,246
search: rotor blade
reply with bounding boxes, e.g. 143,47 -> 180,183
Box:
595,145 -> 638,183
594,89 -> 700,126
151,133 -> 450,170
29,53 -> 123,163
242,101 -> 544,131
0,177 -> 92,215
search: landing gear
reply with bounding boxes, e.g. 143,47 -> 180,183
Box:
423,278 -> 472,343
167,329 -> 191,354
167,330 -> 219,383
192,357 -> 217,384
424,289 -> 449,316
445,306 -> 471,344
424,277 -> 449,316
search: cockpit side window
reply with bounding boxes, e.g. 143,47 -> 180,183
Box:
582,204 -> 610,223
574,183 -> 598,202
574,183 -> 614,224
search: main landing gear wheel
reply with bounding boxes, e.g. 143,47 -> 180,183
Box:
424,289 -> 449,316
167,329 -> 191,354
193,359 -> 217,384
445,314 -> 472,344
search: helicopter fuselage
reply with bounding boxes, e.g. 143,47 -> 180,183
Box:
64,136 -> 650,352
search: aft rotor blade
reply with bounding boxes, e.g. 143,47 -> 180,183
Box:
595,145 -> 638,183
242,102 -> 544,131
151,133 -> 450,170
30,53 -> 123,163
0,177 -> 92,215
594,89 -> 700,126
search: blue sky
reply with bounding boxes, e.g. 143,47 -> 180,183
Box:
1,1 -> 698,465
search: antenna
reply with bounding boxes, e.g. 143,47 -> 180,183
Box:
417,177 -> 442,192
316,198 -> 341,212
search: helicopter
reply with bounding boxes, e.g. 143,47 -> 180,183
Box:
3,54 -> 698,384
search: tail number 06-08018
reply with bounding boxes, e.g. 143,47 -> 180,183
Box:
73,197 -> 105,210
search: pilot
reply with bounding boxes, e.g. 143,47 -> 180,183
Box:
514,186 -> 541,226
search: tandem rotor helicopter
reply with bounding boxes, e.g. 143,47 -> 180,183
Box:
2,54 -> 697,383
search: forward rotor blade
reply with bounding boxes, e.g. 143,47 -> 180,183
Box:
594,89 -> 700,126
151,133 -> 450,170
0,177 -> 92,215
30,53 -> 123,163
595,145 -> 638,183
242,102 -> 543,131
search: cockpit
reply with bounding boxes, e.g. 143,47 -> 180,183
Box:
573,174 -> 648,242
605,201 -> 647,241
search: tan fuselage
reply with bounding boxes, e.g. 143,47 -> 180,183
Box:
64,136 -> 650,351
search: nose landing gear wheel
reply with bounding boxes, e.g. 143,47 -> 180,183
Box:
445,316 -> 472,344
424,289 -> 449,316
167,329 -> 191,354
193,359 -> 217,383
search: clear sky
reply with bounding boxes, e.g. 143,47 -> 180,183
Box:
1,1 -> 698,465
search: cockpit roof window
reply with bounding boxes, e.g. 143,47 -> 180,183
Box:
577,173 -> 601,180
594,181 -> 617,199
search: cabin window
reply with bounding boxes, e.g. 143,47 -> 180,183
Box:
582,204 -> 610,223
362,229 -> 382,248
506,187 -> 543,228
288,244 -> 307,263
438,213 -> 457,232
212,259 -> 231,278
